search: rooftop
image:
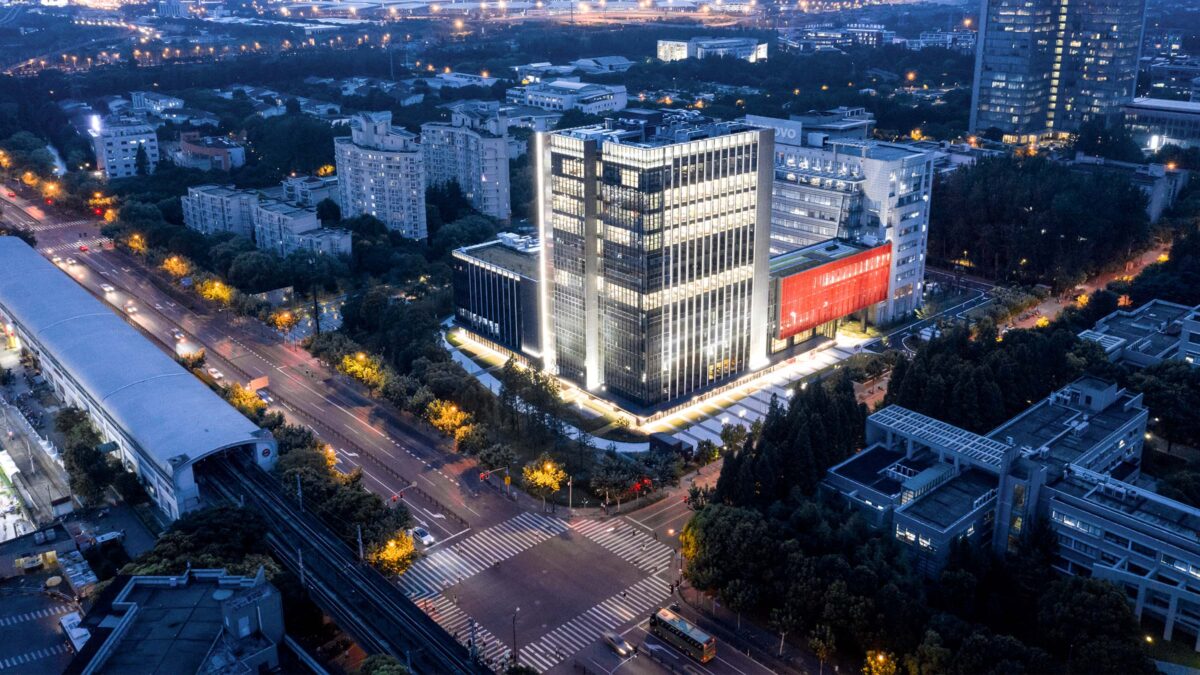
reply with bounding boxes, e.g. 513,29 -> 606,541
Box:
0,238 -> 270,480
1125,97 -> 1200,113
768,239 -> 879,277
1080,299 -> 1193,363
557,109 -> 758,149
455,238 -> 539,279
900,468 -> 997,530
870,405 -> 1012,469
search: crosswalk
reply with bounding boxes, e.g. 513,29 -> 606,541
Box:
0,643 -> 70,670
0,606 -> 71,628
399,512 -> 567,598
519,575 -> 672,673
569,518 -> 676,574
45,236 -> 109,255
415,595 -> 510,668
28,218 -> 94,233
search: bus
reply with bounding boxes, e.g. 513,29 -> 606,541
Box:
648,608 -> 716,664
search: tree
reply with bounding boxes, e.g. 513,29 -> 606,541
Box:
1036,576 -> 1155,674
478,443 -> 516,471
862,651 -> 897,675
357,655 -> 409,675
368,532 -> 416,575
134,144 -> 150,176
63,444 -> 114,506
316,197 -> 341,225
522,453 -> 567,512
124,506 -> 277,577
809,624 -> 837,675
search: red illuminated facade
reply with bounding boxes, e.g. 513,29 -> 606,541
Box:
776,243 -> 892,340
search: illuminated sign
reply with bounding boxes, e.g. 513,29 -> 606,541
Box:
776,243 -> 891,340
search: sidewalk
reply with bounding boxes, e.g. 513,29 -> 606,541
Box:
674,583 -> 811,675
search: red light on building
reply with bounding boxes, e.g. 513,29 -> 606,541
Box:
776,243 -> 891,340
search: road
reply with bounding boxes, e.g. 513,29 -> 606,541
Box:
0,186 -> 764,673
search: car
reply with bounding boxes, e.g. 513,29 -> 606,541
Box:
99,284 -> 115,294
256,389 -> 274,404
170,329 -> 185,340
123,302 -> 137,314
207,368 -> 224,381
78,244 -> 89,252
65,257 -> 77,266
412,527 -> 435,546
51,255 -> 62,265
6,191 -> 14,198
603,631 -> 634,657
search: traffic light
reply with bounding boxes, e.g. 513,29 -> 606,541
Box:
479,472 -> 487,481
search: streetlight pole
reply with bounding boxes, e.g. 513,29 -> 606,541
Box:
511,607 -> 520,667
568,475 -> 573,516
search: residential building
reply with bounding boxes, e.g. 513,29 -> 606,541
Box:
656,37 -> 768,63
537,109 -> 775,410
181,184 -> 255,238
452,233 -> 542,358
282,174 -> 339,207
824,376 -> 1200,650
88,116 -> 159,179
65,568 -> 284,674
746,112 -> 933,322
970,0 -> 1147,142
335,111 -> 427,239
172,132 -> 245,171
1081,299 -> 1200,367
505,79 -> 628,114
421,102 -> 512,220
0,238 -> 277,520
130,90 -> 184,115
912,30 -> 977,53
252,198 -> 351,258
1123,97 -> 1200,151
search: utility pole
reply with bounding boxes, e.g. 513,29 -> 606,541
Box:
567,476 -> 573,516
298,547 -> 305,586
295,473 -> 302,509
511,607 -> 520,667
357,524 -> 364,561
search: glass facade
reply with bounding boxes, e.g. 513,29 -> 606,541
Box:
972,0 -> 1146,139
542,119 -> 772,409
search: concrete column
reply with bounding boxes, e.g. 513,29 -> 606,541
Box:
1134,584 -> 1146,619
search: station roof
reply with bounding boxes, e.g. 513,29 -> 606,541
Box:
0,238 -> 269,479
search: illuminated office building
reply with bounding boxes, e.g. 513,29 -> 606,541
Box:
970,0 -> 1147,143
537,110 -> 773,410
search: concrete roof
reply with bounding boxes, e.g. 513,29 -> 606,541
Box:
0,238 -> 269,478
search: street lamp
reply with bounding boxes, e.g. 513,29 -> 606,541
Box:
511,607 -> 520,667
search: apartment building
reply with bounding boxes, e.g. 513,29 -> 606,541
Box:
335,111 -> 427,239
181,185 -> 255,238
421,102 -> 512,220
88,116 -> 159,179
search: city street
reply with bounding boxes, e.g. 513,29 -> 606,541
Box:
0,186 -> 756,673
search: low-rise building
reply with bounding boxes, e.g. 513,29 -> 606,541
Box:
1081,299 -> 1200,368
130,91 -> 184,115
88,116 -> 159,179
505,79 -> 628,114
421,101 -> 512,220
252,198 -> 351,258
65,568 -> 284,674
452,233 -> 541,358
824,376 -> 1200,649
1067,154 -> 1190,223
281,174 -> 339,207
181,184 -> 255,238
1123,97 -> 1200,151
431,72 -> 499,89
569,56 -> 635,74
173,132 -> 245,171
657,37 -> 768,62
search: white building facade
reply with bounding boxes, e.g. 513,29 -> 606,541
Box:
505,80 -> 628,114
421,104 -> 512,220
181,185 -> 255,238
89,117 -> 159,179
335,111 -> 428,239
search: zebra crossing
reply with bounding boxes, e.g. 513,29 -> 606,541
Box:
0,606 -> 71,627
399,512 -> 567,598
0,643 -> 70,670
569,518 -> 676,574
27,218 -> 94,232
45,236 -> 108,255
415,595 -> 510,668
519,575 -> 672,673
